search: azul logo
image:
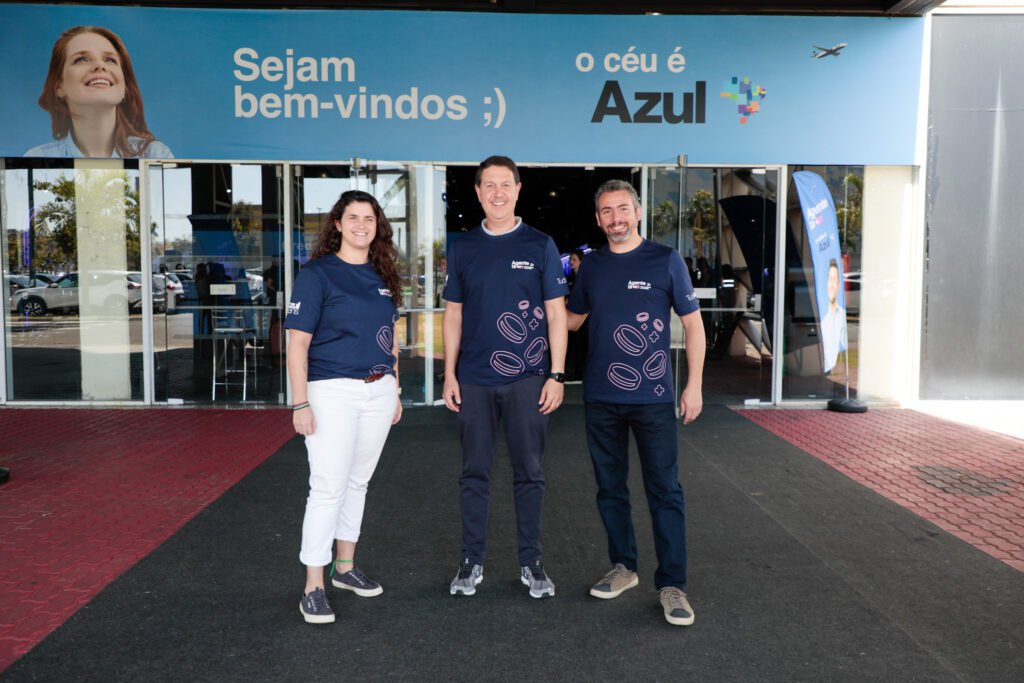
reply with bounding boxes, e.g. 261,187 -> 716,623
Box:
686,291 -> 698,301
720,77 -> 767,124
804,198 -> 829,228
378,288 -> 392,296
557,276 -> 567,285
511,260 -> 535,270
287,301 -> 301,315
627,280 -> 652,290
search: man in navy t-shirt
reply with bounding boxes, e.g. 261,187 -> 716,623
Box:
567,180 -> 705,626
443,155 -> 568,599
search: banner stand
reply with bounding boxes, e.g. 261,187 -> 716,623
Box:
828,350 -> 867,413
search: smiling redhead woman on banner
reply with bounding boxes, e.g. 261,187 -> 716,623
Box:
26,25 -> 172,159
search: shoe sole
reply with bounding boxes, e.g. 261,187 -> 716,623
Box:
300,605 -> 335,624
450,575 -> 483,596
332,579 -> 383,597
521,575 -> 555,599
590,575 -> 639,599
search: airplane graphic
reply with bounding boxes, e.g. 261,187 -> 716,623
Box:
812,43 -> 847,59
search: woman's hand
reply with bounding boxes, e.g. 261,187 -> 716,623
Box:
392,400 -> 403,425
293,406 -> 316,435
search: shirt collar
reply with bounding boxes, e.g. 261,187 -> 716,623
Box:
481,217 -> 522,236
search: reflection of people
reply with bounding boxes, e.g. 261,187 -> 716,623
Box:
26,26 -> 172,159
442,155 -> 568,598
820,258 -> 847,374
567,180 -> 705,627
566,249 -> 588,381
286,190 -> 403,624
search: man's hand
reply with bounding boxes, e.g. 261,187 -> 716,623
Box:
443,374 -> 462,412
538,378 -> 564,415
679,384 -> 703,424
293,407 -> 316,435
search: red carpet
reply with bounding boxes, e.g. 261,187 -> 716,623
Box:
740,408 -> 1024,573
0,408 -> 295,671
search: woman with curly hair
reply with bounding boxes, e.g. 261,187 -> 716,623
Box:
26,25 -> 172,158
285,190 -> 403,624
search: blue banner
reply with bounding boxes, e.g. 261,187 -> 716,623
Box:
793,171 -> 847,374
0,4 -> 923,164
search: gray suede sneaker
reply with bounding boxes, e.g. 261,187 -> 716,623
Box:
659,587 -> 695,626
590,563 -> 639,599
450,558 -> 483,596
521,560 -> 555,598
300,587 -> 335,624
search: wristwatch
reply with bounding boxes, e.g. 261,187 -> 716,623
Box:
547,371 -> 566,383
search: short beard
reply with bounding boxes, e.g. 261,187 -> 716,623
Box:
606,226 -> 634,243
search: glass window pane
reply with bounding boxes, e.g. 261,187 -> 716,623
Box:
3,159 -> 142,401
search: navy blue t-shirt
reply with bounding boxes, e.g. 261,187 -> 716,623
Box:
567,240 -> 699,404
443,223 -> 569,386
285,255 -> 398,382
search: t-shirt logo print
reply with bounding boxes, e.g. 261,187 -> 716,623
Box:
491,299 -> 547,376
607,312 -> 668,394
287,301 -> 301,316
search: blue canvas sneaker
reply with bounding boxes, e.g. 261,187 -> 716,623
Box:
300,587 -> 335,624
331,563 -> 383,597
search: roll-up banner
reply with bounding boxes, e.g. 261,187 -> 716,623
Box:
0,4 -> 924,163
792,171 -> 847,374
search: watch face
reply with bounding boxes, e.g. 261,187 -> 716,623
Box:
549,372 -> 566,383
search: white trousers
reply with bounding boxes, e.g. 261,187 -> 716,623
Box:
299,374 -> 397,567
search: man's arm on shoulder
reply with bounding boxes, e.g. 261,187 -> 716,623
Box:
442,301 -> 463,412
679,309 -> 705,424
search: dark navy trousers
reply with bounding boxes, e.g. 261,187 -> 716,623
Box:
457,375 -> 548,566
584,400 -> 687,590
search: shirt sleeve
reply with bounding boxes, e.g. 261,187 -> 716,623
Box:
668,250 -> 700,316
566,260 -> 589,315
442,242 -> 463,303
284,267 -> 323,334
541,238 -> 570,300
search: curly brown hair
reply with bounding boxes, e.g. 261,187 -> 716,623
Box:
38,26 -> 157,157
310,190 -> 402,308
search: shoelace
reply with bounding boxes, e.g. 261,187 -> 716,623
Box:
663,589 -> 687,610
306,589 -> 330,613
457,562 -> 475,579
347,567 -> 371,586
529,563 -> 547,581
603,567 -> 626,584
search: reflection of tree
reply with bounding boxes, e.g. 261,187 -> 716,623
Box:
684,189 -> 716,258
835,173 -> 862,254
31,172 -> 142,271
651,200 -> 677,240
228,201 -> 262,256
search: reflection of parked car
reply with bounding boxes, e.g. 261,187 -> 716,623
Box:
844,271 -> 860,316
11,271 -> 166,316
155,273 -> 185,306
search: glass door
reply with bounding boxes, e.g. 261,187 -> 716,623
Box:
291,162 -> 445,407
149,161 -> 285,404
646,165 -> 777,405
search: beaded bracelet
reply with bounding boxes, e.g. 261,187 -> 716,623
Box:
292,401 -> 310,411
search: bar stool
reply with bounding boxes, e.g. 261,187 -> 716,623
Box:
211,308 -> 257,400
